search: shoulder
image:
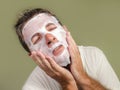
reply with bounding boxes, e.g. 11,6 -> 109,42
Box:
22,66 -> 47,90
22,66 -> 61,90
78,45 -> 104,58
78,45 -> 103,53
77,46 -> 106,77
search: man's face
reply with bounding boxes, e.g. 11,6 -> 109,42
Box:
22,13 -> 70,66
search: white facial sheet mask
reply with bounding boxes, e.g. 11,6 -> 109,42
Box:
22,13 -> 70,66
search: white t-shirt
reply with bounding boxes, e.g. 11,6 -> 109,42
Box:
22,46 -> 120,90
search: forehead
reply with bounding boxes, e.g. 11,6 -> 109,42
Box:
22,13 -> 58,39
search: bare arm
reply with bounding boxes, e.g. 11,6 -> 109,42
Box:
75,72 -> 106,90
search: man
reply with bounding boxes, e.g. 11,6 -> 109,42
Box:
14,8 -> 120,90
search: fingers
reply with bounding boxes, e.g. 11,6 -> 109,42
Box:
29,50 -> 74,83
63,25 -> 76,47
30,51 -> 45,69
66,31 -> 80,64
36,51 -> 51,69
66,32 -> 76,47
45,56 -> 63,71
66,32 -> 76,52
29,51 -> 63,73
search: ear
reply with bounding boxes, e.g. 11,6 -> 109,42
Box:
62,25 -> 69,32
28,53 -> 31,56
28,51 -> 34,60
28,52 -> 33,59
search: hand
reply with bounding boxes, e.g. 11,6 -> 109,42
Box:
29,51 -> 78,89
66,32 -> 106,90
63,26 -> 107,90
64,26 -> 88,84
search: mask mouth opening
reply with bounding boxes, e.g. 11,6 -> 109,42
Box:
53,45 -> 64,56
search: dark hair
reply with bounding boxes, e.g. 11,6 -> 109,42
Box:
14,8 -> 62,52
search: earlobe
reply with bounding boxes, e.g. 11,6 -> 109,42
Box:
28,53 -> 31,56
28,52 -> 33,59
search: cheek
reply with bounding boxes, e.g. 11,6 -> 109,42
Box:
22,32 -> 35,45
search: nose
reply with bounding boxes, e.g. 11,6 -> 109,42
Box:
45,33 -> 58,47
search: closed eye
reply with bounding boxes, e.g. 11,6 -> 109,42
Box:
46,23 -> 57,31
31,33 -> 42,45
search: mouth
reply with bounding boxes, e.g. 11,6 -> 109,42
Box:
53,45 -> 64,56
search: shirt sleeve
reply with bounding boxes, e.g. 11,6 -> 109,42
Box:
94,47 -> 120,90
22,67 -> 48,90
22,84 -> 44,90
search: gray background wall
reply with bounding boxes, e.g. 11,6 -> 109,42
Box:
0,0 -> 120,90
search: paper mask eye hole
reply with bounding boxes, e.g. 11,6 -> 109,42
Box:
46,23 -> 57,31
31,33 -> 42,45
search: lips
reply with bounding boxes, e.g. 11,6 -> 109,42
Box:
53,45 -> 64,56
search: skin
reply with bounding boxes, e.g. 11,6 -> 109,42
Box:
64,27 -> 106,90
25,17 -> 106,89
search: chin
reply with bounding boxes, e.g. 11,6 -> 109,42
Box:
53,48 -> 70,67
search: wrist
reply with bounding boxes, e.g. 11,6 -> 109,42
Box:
76,72 -> 91,85
61,81 -> 78,90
